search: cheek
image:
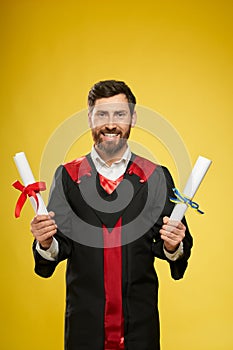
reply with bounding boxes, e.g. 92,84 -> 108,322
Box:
120,118 -> 131,127
121,124 -> 131,134
92,119 -> 107,129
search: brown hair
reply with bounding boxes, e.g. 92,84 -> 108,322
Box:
88,80 -> 136,115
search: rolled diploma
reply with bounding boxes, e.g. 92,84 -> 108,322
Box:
169,156 -> 212,222
13,152 -> 48,215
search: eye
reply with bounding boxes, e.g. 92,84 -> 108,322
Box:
116,112 -> 127,118
96,111 -> 107,118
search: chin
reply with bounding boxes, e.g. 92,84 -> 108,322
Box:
96,139 -> 127,156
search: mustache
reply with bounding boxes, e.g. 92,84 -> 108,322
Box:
99,127 -> 122,135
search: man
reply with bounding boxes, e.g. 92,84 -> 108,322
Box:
31,80 -> 193,350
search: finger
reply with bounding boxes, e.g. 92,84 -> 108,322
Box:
162,228 -> 185,242
162,226 -> 178,235
160,232 -> 177,245
31,214 -> 51,224
168,220 -> 185,230
163,217 -> 184,229
36,228 -> 57,242
31,222 -> 56,236
32,222 -> 57,238
35,223 -> 57,236
34,219 -> 57,230
31,222 -> 57,239
162,222 -> 186,233
160,230 -> 183,246
176,221 -> 186,230
160,229 -> 178,240
170,220 -> 185,230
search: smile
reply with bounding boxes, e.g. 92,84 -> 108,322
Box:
100,132 -> 121,142
104,133 -> 119,137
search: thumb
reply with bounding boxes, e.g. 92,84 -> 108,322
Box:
163,216 -> 169,224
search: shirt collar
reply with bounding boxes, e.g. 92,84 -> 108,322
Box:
91,145 -> 132,167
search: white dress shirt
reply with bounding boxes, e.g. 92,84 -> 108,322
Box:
36,146 -> 183,261
91,145 -> 132,180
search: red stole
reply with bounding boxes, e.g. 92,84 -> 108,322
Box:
99,174 -> 124,195
100,174 -> 125,350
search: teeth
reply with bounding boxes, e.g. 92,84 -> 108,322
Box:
104,133 -> 118,137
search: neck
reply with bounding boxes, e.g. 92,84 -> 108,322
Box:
94,144 -> 128,166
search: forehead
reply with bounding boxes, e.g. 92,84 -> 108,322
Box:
93,94 -> 129,111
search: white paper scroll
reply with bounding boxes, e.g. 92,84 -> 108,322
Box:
169,155 -> 212,222
13,152 -> 48,215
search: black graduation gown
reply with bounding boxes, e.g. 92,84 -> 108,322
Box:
33,153 -> 193,350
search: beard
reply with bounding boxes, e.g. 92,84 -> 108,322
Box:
96,137 -> 127,156
92,126 -> 131,157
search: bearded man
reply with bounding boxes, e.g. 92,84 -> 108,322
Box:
31,80 -> 193,350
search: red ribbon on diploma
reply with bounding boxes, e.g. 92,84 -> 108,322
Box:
12,180 -> 46,218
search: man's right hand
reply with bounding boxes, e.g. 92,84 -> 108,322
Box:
31,211 -> 57,250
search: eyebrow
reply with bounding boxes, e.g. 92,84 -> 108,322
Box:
114,110 -> 128,113
95,110 -> 108,113
95,109 -> 128,114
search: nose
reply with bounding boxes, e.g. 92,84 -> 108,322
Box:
105,115 -> 117,128
104,124 -> 117,132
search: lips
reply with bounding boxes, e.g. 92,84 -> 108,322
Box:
101,132 -> 121,142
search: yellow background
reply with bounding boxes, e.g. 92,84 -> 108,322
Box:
1,0 -> 232,349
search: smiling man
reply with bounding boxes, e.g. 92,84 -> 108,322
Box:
89,93 -> 136,162
88,84 -> 137,163
31,80 -> 193,350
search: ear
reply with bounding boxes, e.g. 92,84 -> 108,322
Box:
131,111 -> 137,128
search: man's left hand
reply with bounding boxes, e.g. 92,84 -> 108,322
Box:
159,216 -> 186,253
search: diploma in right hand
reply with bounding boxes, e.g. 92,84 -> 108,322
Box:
12,152 -> 48,217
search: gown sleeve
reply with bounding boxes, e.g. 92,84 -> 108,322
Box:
32,165 -> 73,278
152,166 -> 193,280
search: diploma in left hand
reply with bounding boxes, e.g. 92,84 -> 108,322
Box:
12,152 -> 48,217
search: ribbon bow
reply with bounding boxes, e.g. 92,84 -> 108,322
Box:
170,188 -> 204,214
12,180 -> 46,218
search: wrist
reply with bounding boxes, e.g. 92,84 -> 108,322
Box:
164,243 -> 179,254
39,239 -> 53,250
